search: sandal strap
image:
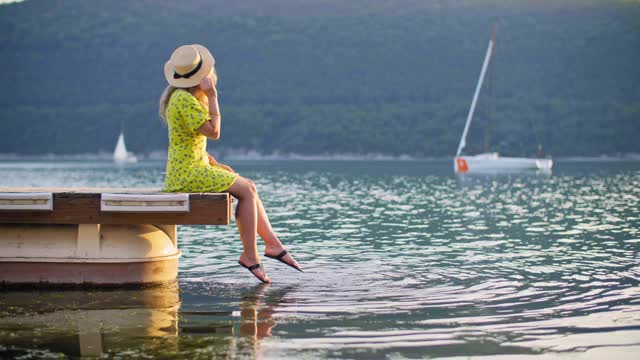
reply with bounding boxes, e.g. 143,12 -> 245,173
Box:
239,260 -> 262,271
273,249 -> 288,259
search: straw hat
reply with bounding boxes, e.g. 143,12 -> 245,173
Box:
164,44 -> 215,88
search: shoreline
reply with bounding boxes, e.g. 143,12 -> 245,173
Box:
0,151 -> 639,162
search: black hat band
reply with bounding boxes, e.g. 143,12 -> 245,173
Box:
173,58 -> 203,80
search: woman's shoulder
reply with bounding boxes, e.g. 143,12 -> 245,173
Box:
170,89 -> 201,105
170,88 -> 189,102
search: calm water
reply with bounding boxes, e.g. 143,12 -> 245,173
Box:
0,160 -> 639,359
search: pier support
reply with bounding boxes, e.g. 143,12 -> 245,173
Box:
0,188 -> 232,286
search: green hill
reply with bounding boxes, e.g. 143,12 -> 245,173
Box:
0,0 -> 638,157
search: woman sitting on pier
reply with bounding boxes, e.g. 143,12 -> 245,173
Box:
159,44 -> 302,283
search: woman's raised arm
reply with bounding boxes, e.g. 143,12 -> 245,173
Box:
197,115 -> 220,139
197,76 -> 221,139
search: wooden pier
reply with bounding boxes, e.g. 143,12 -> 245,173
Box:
0,187 -> 233,286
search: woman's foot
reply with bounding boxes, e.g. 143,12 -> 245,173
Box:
239,254 -> 271,283
265,244 -> 302,272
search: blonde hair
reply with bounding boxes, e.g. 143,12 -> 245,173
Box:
158,67 -> 217,124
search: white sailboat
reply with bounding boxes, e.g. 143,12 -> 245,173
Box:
113,132 -> 138,163
454,26 -> 552,173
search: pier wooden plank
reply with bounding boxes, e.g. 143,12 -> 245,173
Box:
0,188 -> 232,225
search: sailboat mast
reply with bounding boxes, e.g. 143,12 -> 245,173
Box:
455,28 -> 496,157
485,23 -> 497,153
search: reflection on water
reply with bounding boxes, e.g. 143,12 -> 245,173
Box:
0,282 -> 284,358
0,283 -> 181,358
0,160 -> 639,358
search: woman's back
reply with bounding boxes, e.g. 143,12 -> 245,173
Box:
163,89 -> 211,191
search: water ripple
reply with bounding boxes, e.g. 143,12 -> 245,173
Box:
0,160 -> 639,358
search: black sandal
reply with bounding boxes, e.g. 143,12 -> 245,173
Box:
238,260 -> 270,283
264,250 -> 303,272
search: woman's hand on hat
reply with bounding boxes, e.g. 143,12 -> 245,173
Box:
200,76 -> 217,98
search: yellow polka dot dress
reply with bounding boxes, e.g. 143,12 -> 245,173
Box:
162,89 -> 237,193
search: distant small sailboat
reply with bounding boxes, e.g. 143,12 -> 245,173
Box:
113,132 -> 138,163
454,24 -> 552,173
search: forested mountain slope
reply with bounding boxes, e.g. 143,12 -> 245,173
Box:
0,0 -> 638,156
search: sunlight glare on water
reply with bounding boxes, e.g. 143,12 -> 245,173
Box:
0,160 -> 639,359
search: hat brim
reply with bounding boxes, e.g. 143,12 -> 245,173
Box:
164,44 -> 215,88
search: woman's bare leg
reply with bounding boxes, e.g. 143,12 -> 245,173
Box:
255,193 -> 300,269
226,177 -> 270,283
233,177 -> 301,270
255,193 -> 277,244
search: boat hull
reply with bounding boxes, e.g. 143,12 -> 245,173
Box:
455,155 -> 553,173
113,155 -> 138,163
